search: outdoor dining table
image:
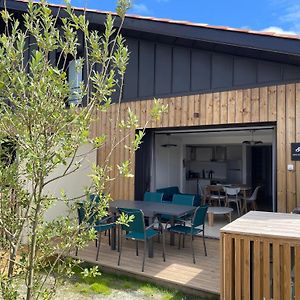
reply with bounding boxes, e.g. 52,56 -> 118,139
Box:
109,200 -> 196,257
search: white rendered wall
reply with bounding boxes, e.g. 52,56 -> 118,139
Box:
43,143 -> 96,221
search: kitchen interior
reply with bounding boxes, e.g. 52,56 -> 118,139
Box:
153,128 -> 275,210
185,144 -> 243,195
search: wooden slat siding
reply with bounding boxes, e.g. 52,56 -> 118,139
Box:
268,86 -> 277,121
182,96 -> 188,126
253,239 -> 261,299
212,92 -> 220,124
187,95 -> 194,126
194,94 -> 201,127
283,243 -> 291,300
259,86 -> 268,122
251,88 -> 260,122
263,241 -> 270,300
140,100 -> 147,128
223,234 -> 233,300
296,84 -> 300,208
273,242 -> 281,300
220,91 -> 228,124
162,97 -> 168,127
173,96 -> 181,127
227,90 -> 236,124
119,105 -> 126,199
277,85 -> 287,212
93,83 -> 300,204
200,94 -> 206,125
286,84 -> 296,212
235,90 -> 243,124
234,237 -> 242,299
242,89 -> 251,123
205,93 -> 213,125
295,245 -> 300,300
243,237 -> 251,300
167,97 -> 174,127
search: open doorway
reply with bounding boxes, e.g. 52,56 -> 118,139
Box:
135,125 -> 276,212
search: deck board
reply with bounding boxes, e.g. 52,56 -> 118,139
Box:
70,234 -> 220,296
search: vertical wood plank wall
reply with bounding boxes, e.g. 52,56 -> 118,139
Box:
91,82 -> 300,212
221,232 -> 300,299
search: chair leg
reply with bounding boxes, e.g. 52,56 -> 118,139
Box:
236,201 -> 240,216
178,234 -> 181,250
136,240 -> 139,256
253,201 -> 257,210
108,229 -> 111,246
117,226 -> 120,252
96,231 -> 101,261
202,230 -> 207,256
75,246 -> 78,256
118,231 -> 123,266
191,234 -> 195,264
162,232 -> 166,262
142,240 -> 147,272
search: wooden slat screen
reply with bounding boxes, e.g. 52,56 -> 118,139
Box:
221,232 -> 300,299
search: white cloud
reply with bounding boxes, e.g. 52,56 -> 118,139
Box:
279,4 -> 300,32
267,1 -> 300,33
260,26 -> 298,35
131,3 -> 150,14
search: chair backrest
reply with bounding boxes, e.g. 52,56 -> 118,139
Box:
192,205 -> 208,228
172,194 -> 195,206
89,194 -> 100,203
156,186 -> 180,202
77,204 -> 85,225
144,192 -> 163,203
249,186 -> 261,201
77,203 -> 96,226
224,187 -> 240,196
118,208 -> 145,234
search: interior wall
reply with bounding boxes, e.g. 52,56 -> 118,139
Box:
154,135 -> 181,190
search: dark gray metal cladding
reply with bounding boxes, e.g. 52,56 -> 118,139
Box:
2,0 -> 300,104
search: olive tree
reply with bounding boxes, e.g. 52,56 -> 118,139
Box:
0,0 -> 166,299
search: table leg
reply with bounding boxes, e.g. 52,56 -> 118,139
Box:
169,218 -> 175,246
208,212 -> 214,227
111,225 -> 116,250
148,239 -> 153,258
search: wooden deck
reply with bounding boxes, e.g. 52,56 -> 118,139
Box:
70,234 -> 220,297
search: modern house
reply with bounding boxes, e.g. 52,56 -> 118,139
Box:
1,0 -> 300,216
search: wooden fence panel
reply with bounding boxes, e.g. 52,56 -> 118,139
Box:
221,233 -> 300,300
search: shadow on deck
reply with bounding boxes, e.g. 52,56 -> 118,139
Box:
69,233 -> 220,298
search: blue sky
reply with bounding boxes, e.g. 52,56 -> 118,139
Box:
49,0 -> 300,34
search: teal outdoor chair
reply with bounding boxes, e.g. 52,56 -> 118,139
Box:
144,192 -> 164,203
118,208 -> 166,272
76,200 -> 115,261
173,194 -> 195,206
167,205 -> 208,264
161,194 -> 195,223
